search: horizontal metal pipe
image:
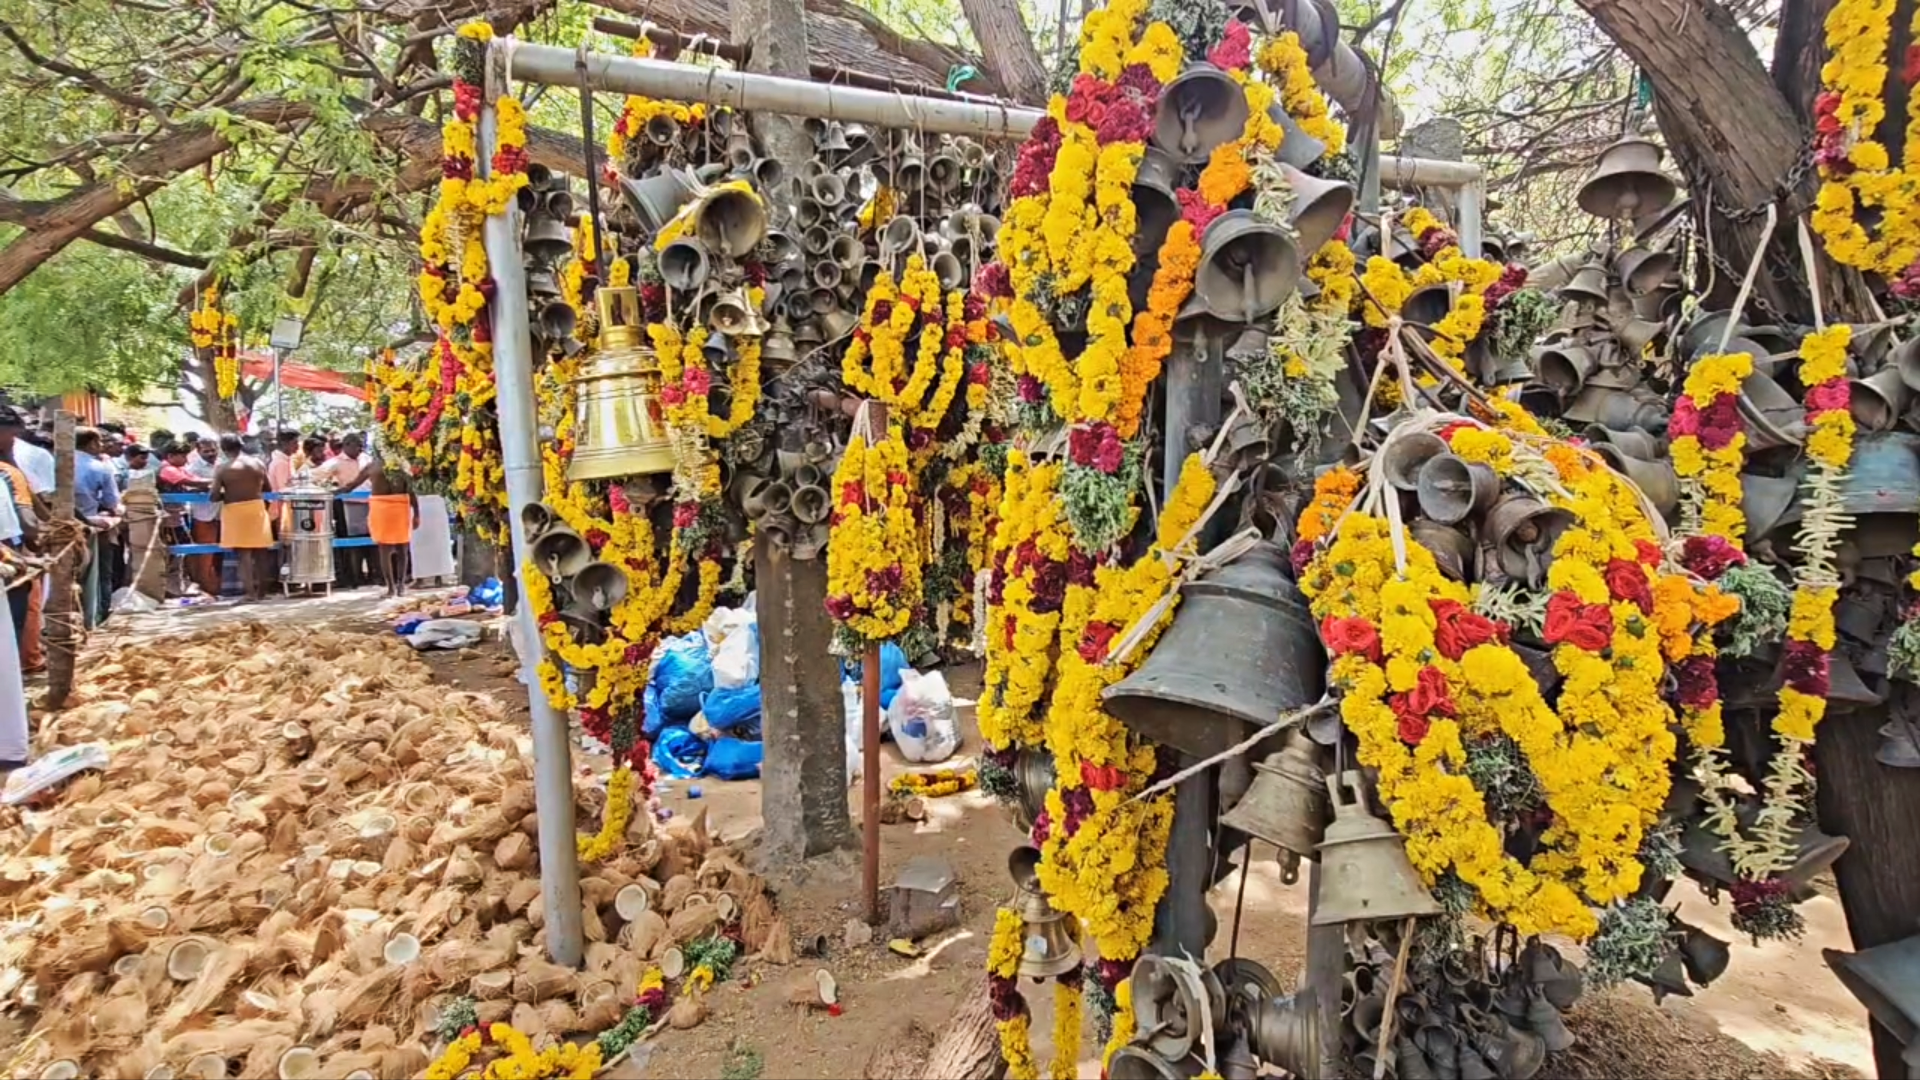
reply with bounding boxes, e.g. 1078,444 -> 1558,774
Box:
1377,155 -> 1484,189
505,41 -> 1041,141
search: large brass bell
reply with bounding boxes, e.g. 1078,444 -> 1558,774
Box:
694,185 -> 768,258
1194,210 -> 1300,323
571,561 -> 629,613
1130,954 -> 1222,1061
1008,846 -> 1081,980
1153,63 -> 1250,163
531,526 -> 591,580
1311,770 -> 1442,925
568,286 -> 679,482
1577,136 -> 1678,219
1823,932 -> 1920,1049
523,213 -> 572,265
1104,542 -> 1326,759
1219,730 -> 1330,885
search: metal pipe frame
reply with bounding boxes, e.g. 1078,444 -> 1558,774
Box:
479,48 -> 586,969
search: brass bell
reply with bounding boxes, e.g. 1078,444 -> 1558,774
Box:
1130,954 -> 1213,1061
1219,730 -> 1330,885
1560,262 -> 1609,306
1850,368 -> 1909,432
927,151 -> 964,193
1311,770 -> 1442,926
1194,210 -> 1300,323
881,214 -> 920,254
1133,145 -> 1184,258
1416,453 -> 1499,525
893,152 -> 926,192
1277,164 -> 1354,255
763,229 -> 801,266
520,503 -> 556,544
523,213 -> 572,265
1268,105 -> 1327,169
1484,493 -> 1574,585
526,268 -> 562,301
1878,716 -> 1920,768
931,250 -> 966,291
620,168 -> 696,233
751,157 -> 784,194
531,526 -> 591,579
1894,336 -> 1920,393
708,287 -> 765,337
1614,246 -> 1676,296
568,286 -> 679,483
724,136 -> 754,174
816,120 -> 853,156
791,484 -> 830,524
1823,931 -> 1920,1047
1008,846 -> 1080,980
1577,137 -> 1678,220
694,185 -> 768,259
1471,1019 -> 1547,1080
534,299 -> 577,344
1523,993 -> 1573,1053
570,561 -> 629,613
1379,431 -> 1448,491
1106,1047 -> 1203,1080
644,113 -> 679,147
1104,542 -> 1326,759
1009,747 -> 1055,830
1638,950 -> 1693,1004
1411,520 -> 1474,582
1153,62 -> 1250,164
659,236 -> 712,292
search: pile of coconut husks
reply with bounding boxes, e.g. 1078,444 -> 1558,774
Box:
0,625 -> 787,1080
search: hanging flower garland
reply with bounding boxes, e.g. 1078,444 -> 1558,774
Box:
825,424 -> 924,643
978,452 -> 1071,751
606,33 -> 708,167
1670,350 -> 1752,543
1254,30 -> 1347,156
841,256 -> 972,434
190,285 -> 242,400
987,907 -> 1042,1080
577,765 -> 637,863
1811,0 -> 1920,297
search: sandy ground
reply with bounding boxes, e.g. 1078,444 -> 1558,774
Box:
54,591 -> 1879,1080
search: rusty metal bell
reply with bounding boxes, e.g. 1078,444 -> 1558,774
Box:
1381,430 -> 1448,491
1008,846 -> 1081,981
694,185 -> 769,259
1219,730 -> 1330,885
1248,986 -> 1324,1078
1194,210 -> 1300,323
1485,493 -> 1574,585
1417,453 -> 1499,525
1153,62 -> 1250,163
1823,931 -> 1920,1048
1577,136 -> 1678,219
1104,542 -> 1327,760
1277,163 -> 1354,255
1850,368 -> 1909,432
1311,770 -> 1442,925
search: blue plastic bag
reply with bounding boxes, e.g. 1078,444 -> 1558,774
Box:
703,737 -> 764,780
701,683 -> 762,733
652,726 -> 707,779
470,577 -> 504,609
651,631 -> 713,724
843,642 -> 910,710
642,684 -> 666,737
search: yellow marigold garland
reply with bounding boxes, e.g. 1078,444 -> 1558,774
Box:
889,767 -> 978,797
1256,31 -> 1347,155
825,425 -> 923,641
978,453 -> 1071,750
1810,0 -> 1920,288
577,765 -> 636,863
606,34 -> 708,164
1670,351 -> 1753,543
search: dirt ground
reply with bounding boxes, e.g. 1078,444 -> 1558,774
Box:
48,591 -> 1879,1079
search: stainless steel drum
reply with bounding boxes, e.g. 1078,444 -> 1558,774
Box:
283,485 -> 336,587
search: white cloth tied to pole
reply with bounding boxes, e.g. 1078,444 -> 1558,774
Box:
410,495 -> 458,581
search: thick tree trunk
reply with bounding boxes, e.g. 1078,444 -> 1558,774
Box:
919,989 -> 1007,1080
43,412 -> 76,711
1577,0 -> 1876,322
959,0 -> 1049,104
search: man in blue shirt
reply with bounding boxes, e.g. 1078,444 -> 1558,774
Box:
73,428 -> 120,627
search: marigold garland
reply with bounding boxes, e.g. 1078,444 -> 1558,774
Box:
1670,351 -> 1752,543
889,767 -> 979,798
825,425 -> 924,642
1811,0 -> 1920,295
979,453 -> 1071,751
606,34 -> 708,165
577,766 -> 636,863
1255,31 -> 1347,155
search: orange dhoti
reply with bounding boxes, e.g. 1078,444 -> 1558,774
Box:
220,500 -> 274,549
367,494 -> 413,546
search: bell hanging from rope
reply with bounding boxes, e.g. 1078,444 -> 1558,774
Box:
1153,63 -> 1250,164
1194,210 -> 1300,324
570,561 -> 630,613
695,185 -> 769,259
568,285 -> 679,482
659,236 -> 712,292
1310,770 -> 1442,926
1577,136 -> 1678,220
1219,730 -> 1331,885
927,150 -> 964,193
523,213 -> 572,266
1103,542 -> 1326,760
1008,846 -> 1081,980
620,168 -> 697,234
1277,164 -> 1353,255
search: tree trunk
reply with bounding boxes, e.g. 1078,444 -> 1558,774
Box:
43,411 -> 76,711
959,0 -> 1048,104
1576,0 -> 1877,323
919,989 -> 1006,1080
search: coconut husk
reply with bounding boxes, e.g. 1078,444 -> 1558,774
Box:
511,957 -> 577,1005
156,1019 -> 299,1065
379,1045 -> 428,1079
659,874 -> 696,914
240,1032 -> 297,1080
492,832 -> 533,873
509,1001 -> 549,1044
740,892 -> 777,952
330,965 -> 404,1031
582,904 -> 607,944
505,878 -> 541,915
578,980 -> 624,1030
667,996 -> 708,1030
474,999 -> 512,1026
788,968 -> 838,1009
620,911 -> 667,958
159,943 -> 252,1033
527,893 -> 546,930
762,917 -> 794,965
667,902 -> 723,946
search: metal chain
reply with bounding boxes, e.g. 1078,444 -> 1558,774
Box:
1686,140 -> 1817,225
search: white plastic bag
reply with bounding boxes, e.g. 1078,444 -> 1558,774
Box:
407,618 -> 484,651
842,680 -> 864,784
711,621 -> 760,690
110,586 -> 159,614
886,669 -> 960,764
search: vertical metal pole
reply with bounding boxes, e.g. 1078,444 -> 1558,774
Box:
1150,322 -> 1221,958
1456,179 -> 1484,259
272,347 -> 285,438
478,69 -> 585,969
858,399 -> 888,924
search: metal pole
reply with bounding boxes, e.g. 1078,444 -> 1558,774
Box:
857,399 -> 888,925
478,55 -> 585,969
1376,156 -> 1485,190
272,347 -> 285,438
508,43 -> 1042,139
1455,178 -> 1485,259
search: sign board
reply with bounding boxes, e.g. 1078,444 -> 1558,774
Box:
269,316 -> 305,351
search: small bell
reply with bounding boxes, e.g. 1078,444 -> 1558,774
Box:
659,236 -> 712,292
1559,262 -> 1610,306
531,527 -> 591,579
1268,105 -> 1327,169
1277,164 -> 1354,255
1613,246 -> 1676,296
1637,951 -> 1693,1004
1153,63 -> 1251,164
1008,846 -> 1080,980
1877,717 -> 1920,768
1850,368 -> 1909,432
569,562 -> 629,613
1522,994 -> 1573,1053
523,213 -> 572,265
520,503 -> 556,544
1310,770 -> 1442,926
1577,137 -> 1678,220
1218,730 -> 1331,885
619,168 -> 697,233
1401,283 -> 1454,328
1416,453 -> 1499,525
1677,922 -> 1731,987
1471,1021 -> 1546,1080
927,151 -> 964,193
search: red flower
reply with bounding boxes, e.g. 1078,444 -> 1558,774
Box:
1543,591 -> 1614,651
1079,759 -> 1126,791
1177,188 -> 1224,233
886,469 -> 911,488
825,594 -> 856,620
1906,44 -> 1920,86
1806,379 -> 1850,415
1333,213 -> 1353,243
1206,19 -> 1252,70
967,363 -> 992,386
1017,374 -> 1044,403
1634,538 -> 1663,567
1680,534 -> 1746,579
1396,712 -> 1431,746
537,611 -> 558,627
1078,621 -> 1119,663
1674,655 -> 1719,710
673,501 -> 698,528
1669,395 -> 1701,438
1114,63 -> 1161,97
608,485 -> 632,516
584,528 -> 611,551
1430,598 -> 1505,660
683,367 -> 711,396
660,384 -> 685,406
1604,558 -> 1655,614
839,481 -> 865,507
1406,666 -> 1457,717
1780,639 -> 1831,696
1696,396 -> 1744,451
1321,615 -> 1382,662
1291,538 -> 1316,576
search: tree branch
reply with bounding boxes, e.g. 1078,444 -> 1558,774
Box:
79,228 -> 209,268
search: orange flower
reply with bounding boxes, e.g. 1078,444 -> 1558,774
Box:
1116,222 -> 1200,437
1196,139 -> 1252,206
1296,467 -> 1358,544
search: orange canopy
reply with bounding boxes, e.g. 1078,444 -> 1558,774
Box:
239,352 -> 369,401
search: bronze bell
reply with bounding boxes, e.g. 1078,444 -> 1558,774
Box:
1194,210 -> 1300,323
1850,368 -> 1909,432
1677,921 -> 1731,987
694,185 -> 768,259
1485,493 -> 1574,586
1008,846 -> 1080,980
1676,811 -> 1849,889
568,286 -> 679,483
1560,262 -> 1609,306
1279,164 -> 1354,256
1311,770 -> 1442,926
1614,246 -> 1675,296
1878,716 -> 1920,768
523,213 -> 571,265
1401,282 -> 1454,328
1739,369 -> 1808,450
570,561 -> 629,613
1106,1047 -> 1203,1080
520,502 -> 556,543
1008,747 -> 1055,830
1104,542 -> 1326,760
1268,105 -> 1326,170
659,235 -> 712,292
1417,453 -> 1499,525
1577,137 -> 1678,220
1133,145 -> 1184,258
1249,987 -> 1323,1079
1152,63 -> 1250,164
619,168 -> 696,233
1823,932 -> 1920,1048
1219,730 -> 1330,885
531,526 -> 591,580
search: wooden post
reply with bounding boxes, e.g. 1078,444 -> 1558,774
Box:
857,400 -> 888,925
43,411 -> 76,710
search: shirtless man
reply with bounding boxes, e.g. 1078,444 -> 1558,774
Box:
209,434 -> 273,601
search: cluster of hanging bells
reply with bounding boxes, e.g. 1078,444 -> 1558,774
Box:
522,499 -> 638,649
